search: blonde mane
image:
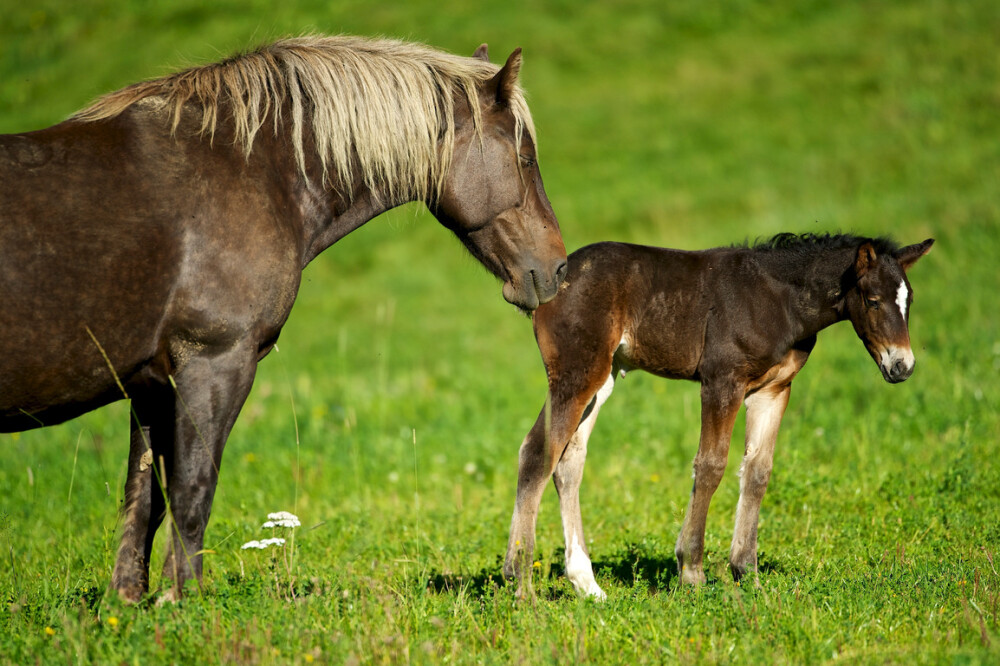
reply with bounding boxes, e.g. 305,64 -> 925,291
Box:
74,35 -> 536,204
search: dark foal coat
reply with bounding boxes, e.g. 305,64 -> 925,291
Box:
0,36 -> 567,602
504,234 -> 933,598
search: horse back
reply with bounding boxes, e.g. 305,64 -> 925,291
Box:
535,242 -> 718,382
537,242 -> 800,385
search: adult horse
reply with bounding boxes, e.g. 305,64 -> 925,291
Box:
0,35 -> 567,602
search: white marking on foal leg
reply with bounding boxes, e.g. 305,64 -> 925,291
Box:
895,280 -> 909,320
566,533 -> 606,600
731,387 -> 788,578
557,370 -> 616,601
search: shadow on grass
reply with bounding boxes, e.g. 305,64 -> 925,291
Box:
425,544 -> 784,599
425,542 -> 686,598
424,557 -> 577,601
592,542 -> 678,592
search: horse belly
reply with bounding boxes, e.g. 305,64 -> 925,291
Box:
624,293 -> 706,380
0,147 -> 179,426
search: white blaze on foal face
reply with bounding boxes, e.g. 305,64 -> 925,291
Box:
895,280 -> 909,320
874,277 -> 915,382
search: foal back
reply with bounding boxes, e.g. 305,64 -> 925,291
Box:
537,241 -> 781,386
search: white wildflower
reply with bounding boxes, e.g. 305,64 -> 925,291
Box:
241,537 -> 286,550
263,511 -> 300,528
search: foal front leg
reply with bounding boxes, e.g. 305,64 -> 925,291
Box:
554,370 -> 617,600
675,382 -> 742,584
503,407 -> 556,599
503,388 -> 595,599
729,383 -> 791,582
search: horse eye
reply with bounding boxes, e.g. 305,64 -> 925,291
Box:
519,154 -> 535,168
866,297 -> 880,310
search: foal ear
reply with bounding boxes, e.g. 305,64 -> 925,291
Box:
855,242 -> 878,278
895,238 -> 934,272
473,44 -> 490,62
487,48 -> 523,107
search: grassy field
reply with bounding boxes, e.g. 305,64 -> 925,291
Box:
2,0 -> 999,663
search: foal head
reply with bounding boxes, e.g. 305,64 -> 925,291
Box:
844,238 -> 934,383
432,47 -> 567,311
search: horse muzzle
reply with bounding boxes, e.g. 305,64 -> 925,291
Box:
878,346 -> 915,384
502,260 -> 568,311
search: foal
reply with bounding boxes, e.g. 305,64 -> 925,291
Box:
503,233 -> 933,599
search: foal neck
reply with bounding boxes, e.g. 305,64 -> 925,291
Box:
753,244 -> 858,333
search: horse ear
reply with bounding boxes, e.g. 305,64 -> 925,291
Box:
487,48 -> 522,106
473,44 -> 490,62
855,242 -> 877,279
895,238 -> 934,272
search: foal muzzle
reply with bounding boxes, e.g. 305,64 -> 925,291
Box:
878,346 -> 915,383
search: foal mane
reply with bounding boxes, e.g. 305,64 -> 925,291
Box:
73,35 -> 536,204
750,232 -> 900,257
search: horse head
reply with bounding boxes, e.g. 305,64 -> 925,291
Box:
432,46 -> 567,311
845,238 -> 934,383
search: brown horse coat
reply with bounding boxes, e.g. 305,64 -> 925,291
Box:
1,36 -> 567,601
504,234 -> 932,598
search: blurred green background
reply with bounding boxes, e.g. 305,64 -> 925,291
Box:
1,1 -> 998,663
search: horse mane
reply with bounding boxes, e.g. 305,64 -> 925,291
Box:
72,35 -> 536,204
749,232 -> 901,257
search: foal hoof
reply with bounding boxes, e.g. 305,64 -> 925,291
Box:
580,582 -> 607,601
114,585 -> 147,605
679,565 -> 707,586
155,587 -> 182,606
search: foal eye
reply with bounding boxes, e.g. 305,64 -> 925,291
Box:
866,297 -> 880,310
519,154 -> 535,168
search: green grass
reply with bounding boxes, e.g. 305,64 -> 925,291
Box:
2,0 -> 999,663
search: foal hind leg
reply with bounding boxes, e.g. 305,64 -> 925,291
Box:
554,367 -> 619,600
111,387 -> 172,602
675,381 -> 743,584
729,383 -> 790,582
159,346 -> 257,601
503,361 -> 613,599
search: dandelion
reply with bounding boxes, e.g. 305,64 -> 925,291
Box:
533,561 -> 541,569
44,626 -> 55,636
463,462 -> 477,475
107,616 -> 119,628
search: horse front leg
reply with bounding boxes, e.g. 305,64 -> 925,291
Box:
553,369 -> 617,600
111,388 -> 172,602
503,388 -> 593,600
675,382 -> 742,585
730,383 -> 791,582
503,404 -> 558,600
158,346 -> 257,602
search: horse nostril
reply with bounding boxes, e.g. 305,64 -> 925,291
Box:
555,260 -> 568,285
891,360 -> 905,378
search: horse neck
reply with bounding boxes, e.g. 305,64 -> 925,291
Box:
240,103 -> 430,268
279,141 -> 415,266
754,246 -> 856,336
297,178 -> 409,267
